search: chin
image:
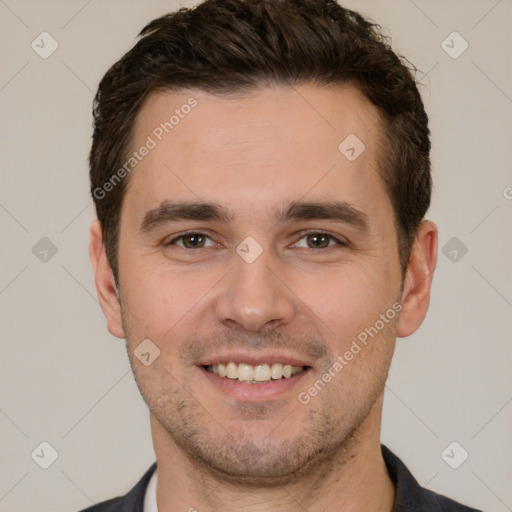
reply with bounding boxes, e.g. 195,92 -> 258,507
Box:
180,435 -> 325,486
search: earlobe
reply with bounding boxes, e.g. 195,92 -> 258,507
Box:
89,219 -> 125,339
396,220 -> 438,338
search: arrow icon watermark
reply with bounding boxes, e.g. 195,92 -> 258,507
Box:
134,339 -> 161,366
338,134 -> 366,161
236,236 -> 263,263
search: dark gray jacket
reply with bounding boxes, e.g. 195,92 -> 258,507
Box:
79,445 -> 483,512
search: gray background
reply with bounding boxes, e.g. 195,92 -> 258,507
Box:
0,0 -> 511,511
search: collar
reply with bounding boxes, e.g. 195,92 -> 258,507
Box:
137,445 -> 481,512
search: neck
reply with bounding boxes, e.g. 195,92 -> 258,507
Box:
151,398 -> 394,512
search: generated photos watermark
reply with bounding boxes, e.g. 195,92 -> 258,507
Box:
298,301 -> 402,405
93,97 -> 198,200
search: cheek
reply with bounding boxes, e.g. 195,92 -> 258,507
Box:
294,264 -> 395,345
120,262 -> 218,344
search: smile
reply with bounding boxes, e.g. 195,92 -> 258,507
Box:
204,362 -> 306,383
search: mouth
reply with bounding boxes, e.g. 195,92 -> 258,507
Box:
197,352 -> 314,401
203,362 -> 307,383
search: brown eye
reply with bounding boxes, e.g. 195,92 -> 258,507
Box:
166,232 -> 215,249
294,231 -> 346,250
306,233 -> 331,248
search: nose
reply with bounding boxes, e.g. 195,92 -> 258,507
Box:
214,245 -> 296,333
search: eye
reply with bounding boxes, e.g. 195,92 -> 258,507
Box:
292,231 -> 347,250
165,232 -> 216,249
164,231 -> 347,250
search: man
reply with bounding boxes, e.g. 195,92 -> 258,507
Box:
84,0 -> 482,510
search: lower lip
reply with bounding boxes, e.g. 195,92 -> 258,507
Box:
199,366 -> 311,401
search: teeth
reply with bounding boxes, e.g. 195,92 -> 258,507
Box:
238,364 -> 254,381
254,364 -> 271,381
206,362 -> 305,382
271,363 -> 283,379
226,362 -> 238,379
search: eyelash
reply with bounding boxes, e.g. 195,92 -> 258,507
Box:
165,230 -> 348,250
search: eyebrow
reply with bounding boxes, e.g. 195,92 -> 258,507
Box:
139,199 -> 370,234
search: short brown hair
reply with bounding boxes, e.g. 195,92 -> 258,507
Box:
90,0 -> 431,283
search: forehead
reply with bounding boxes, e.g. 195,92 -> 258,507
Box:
123,83 -> 390,228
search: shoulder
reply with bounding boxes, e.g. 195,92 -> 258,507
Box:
420,489 -> 484,512
78,463 -> 157,512
79,496 -> 124,512
381,445 -> 483,512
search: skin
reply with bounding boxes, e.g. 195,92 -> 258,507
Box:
90,83 -> 437,512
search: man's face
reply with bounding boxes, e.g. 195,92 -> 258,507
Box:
113,84 -> 404,482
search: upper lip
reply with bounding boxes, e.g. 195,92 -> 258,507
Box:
198,351 -> 313,368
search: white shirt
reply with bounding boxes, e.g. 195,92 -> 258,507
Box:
143,469 -> 158,512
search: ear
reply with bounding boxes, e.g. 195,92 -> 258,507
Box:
396,220 -> 438,338
89,219 -> 125,339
